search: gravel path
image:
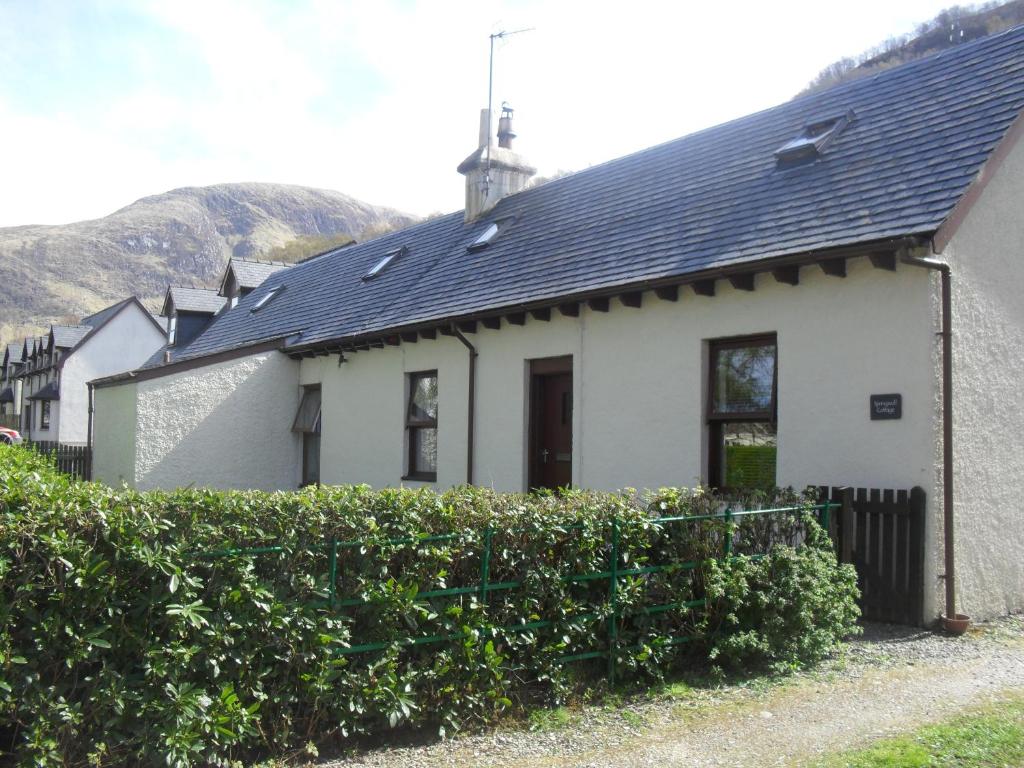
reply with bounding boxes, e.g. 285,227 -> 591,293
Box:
321,616 -> 1024,768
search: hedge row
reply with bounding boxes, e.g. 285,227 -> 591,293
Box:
0,445 -> 860,767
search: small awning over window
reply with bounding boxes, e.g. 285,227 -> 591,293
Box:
292,387 -> 321,433
0,387 -> 13,403
27,381 -> 60,401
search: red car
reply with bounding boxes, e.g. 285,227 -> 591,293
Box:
0,427 -> 23,445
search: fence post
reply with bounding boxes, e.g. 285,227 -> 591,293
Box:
328,538 -> 338,608
909,486 -> 926,626
607,515 -> 619,686
723,506 -> 733,557
840,487 -> 855,564
479,526 -> 492,605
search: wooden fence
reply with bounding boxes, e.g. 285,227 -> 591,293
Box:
820,486 -> 926,626
29,441 -> 92,481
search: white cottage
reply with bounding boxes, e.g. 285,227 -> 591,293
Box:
91,29 -> 1024,623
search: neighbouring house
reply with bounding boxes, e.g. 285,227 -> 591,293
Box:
10,297 -> 167,445
0,343 -> 24,426
91,28 -> 1024,622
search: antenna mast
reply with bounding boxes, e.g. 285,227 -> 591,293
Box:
485,27 -> 533,194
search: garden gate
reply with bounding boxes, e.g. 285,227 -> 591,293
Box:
819,486 -> 926,626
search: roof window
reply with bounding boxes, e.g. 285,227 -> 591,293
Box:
251,285 -> 283,312
775,109 -> 855,165
467,216 -> 516,252
363,246 -> 407,280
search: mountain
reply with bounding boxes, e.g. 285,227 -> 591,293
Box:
802,0 -> 1024,94
0,182 -> 415,342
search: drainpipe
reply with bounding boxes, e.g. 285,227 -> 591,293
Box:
449,323 -> 478,485
87,382 -> 95,476
900,254 -> 958,627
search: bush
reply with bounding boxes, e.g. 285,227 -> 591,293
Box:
0,446 -> 859,766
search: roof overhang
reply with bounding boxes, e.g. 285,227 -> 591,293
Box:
281,234 -> 932,360
90,333 -> 299,389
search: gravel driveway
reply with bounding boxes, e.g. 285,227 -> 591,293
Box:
320,616 -> 1024,768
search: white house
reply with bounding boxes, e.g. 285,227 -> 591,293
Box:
11,297 -> 167,445
91,29 -> 1024,623
0,343 -> 24,426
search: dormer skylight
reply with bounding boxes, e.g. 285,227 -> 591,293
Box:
467,216 -> 515,252
251,286 -> 283,313
362,246 -> 407,280
775,109 -> 855,166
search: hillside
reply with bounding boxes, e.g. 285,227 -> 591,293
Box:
0,183 -> 414,341
803,0 -> 1024,93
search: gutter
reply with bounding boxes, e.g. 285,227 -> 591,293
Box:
449,323 -> 478,485
900,252 -> 961,629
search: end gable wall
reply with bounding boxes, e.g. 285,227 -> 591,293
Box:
939,120 -> 1024,619
131,351 -> 301,491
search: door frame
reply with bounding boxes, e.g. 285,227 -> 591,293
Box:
527,355 -> 574,491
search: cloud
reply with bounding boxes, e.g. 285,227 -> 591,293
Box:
0,0 -> 958,226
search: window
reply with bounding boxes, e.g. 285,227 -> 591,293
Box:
168,315 -> 177,345
363,247 -> 407,281
707,335 -> 777,489
405,371 -> 438,481
293,386 -> 321,486
466,216 -> 516,252
41,400 -> 50,430
251,286 -> 283,312
775,109 -> 854,165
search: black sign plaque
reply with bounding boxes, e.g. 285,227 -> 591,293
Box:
870,394 -> 902,420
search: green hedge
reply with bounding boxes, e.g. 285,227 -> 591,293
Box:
0,446 -> 859,766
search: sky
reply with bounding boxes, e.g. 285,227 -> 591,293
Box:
0,0 -> 964,226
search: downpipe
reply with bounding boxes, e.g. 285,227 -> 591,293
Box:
900,253 -> 965,632
450,323 -> 478,485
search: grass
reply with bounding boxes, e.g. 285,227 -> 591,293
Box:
527,706 -> 573,732
811,694 -> 1024,767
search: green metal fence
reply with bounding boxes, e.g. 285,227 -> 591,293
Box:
196,502 -> 835,683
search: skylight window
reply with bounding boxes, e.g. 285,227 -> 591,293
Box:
466,216 -> 516,252
363,246 -> 406,280
775,109 -> 855,165
251,286 -> 283,313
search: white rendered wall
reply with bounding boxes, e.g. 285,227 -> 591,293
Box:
131,351 -> 301,491
312,258 -> 936,501
60,304 -> 167,444
940,129 -> 1024,619
93,381 -> 138,486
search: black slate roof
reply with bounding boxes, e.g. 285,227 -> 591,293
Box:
50,325 -> 92,350
0,387 -> 13,403
81,298 -> 132,329
165,286 -> 227,315
163,27 -> 1024,366
223,258 -> 291,292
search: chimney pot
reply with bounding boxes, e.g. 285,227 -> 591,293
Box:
497,103 -> 516,149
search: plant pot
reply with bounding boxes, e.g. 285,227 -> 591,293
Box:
941,613 -> 971,635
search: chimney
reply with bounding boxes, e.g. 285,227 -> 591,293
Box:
457,103 -> 535,222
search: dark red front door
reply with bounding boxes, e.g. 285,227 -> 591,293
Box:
530,369 -> 573,490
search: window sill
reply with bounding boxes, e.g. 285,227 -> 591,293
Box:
402,472 -> 437,483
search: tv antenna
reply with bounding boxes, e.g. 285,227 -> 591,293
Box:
484,27 -> 534,192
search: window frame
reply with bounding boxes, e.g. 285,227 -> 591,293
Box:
40,400 -> 51,430
706,333 -> 778,489
293,385 -> 322,487
403,370 -> 438,482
